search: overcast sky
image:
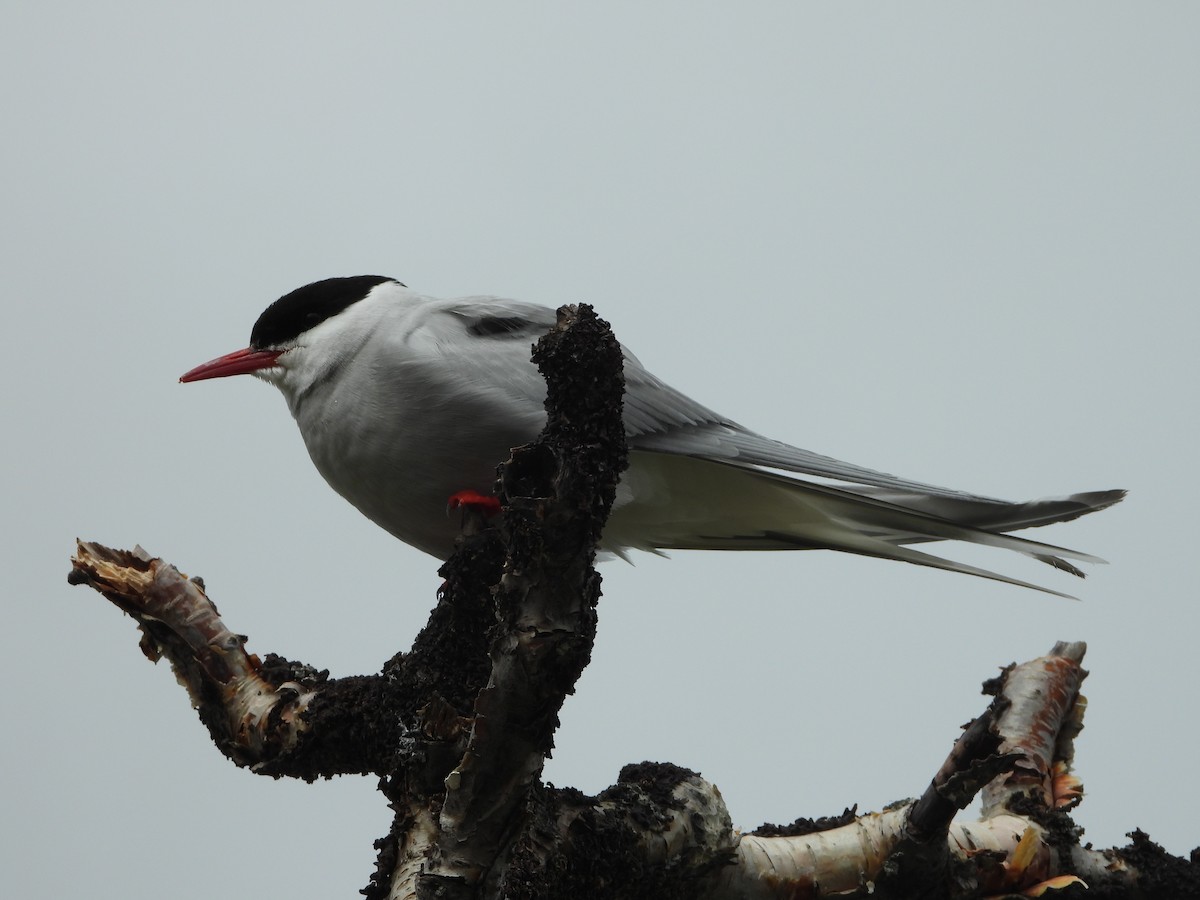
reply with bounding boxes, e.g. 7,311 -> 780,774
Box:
3,4 -> 1197,898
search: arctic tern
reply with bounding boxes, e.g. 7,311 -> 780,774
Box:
181,275 -> 1123,597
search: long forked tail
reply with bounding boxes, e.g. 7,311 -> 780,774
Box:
605,452 -> 1125,597
752,476 -> 1121,598
781,528 -> 1084,599
837,486 -> 1127,580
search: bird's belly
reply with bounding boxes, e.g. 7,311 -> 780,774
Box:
298,399 -> 543,558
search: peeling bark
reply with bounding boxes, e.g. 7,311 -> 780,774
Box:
69,305 -> 1197,898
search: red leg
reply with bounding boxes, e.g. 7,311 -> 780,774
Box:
446,490 -> 502,517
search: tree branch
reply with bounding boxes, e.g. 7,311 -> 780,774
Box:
69,305 -> 1197,898
417,304 -> 629,898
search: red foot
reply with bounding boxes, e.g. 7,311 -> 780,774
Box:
446,490 -> 502,517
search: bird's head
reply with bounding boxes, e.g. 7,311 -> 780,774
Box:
180,275 -> 405,401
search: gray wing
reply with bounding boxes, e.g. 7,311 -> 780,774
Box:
429,297 -> 559,407
442,298 -> 560,342
436,293 -> 950,495
619,346 -> 1125,540
621,356 -> 989,500
436,297 -> 1122,543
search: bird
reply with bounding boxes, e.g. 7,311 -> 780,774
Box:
181,275 -> 1124,597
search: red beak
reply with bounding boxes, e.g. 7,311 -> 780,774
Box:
180,348 -> 284,383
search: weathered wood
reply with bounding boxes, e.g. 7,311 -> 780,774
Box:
69,305 -> 1197,898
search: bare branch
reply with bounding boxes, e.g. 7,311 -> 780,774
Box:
980,640 -> 1088,819
69,307 -> 1197,898
418,304 -> 628,898
69,541 -> 315,767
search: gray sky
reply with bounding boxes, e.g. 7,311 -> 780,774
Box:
3,4 -> 1197,897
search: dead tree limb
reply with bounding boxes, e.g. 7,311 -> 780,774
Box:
69,305 -> 1197,898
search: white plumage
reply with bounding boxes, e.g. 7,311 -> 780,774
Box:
182,277 -> 1123,597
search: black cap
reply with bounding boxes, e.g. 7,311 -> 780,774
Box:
250,275 -> 401,348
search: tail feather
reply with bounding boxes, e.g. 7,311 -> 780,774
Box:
746,470 -> 1113,572
799,529 -> 1081,600
606,451 -> 1125,594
